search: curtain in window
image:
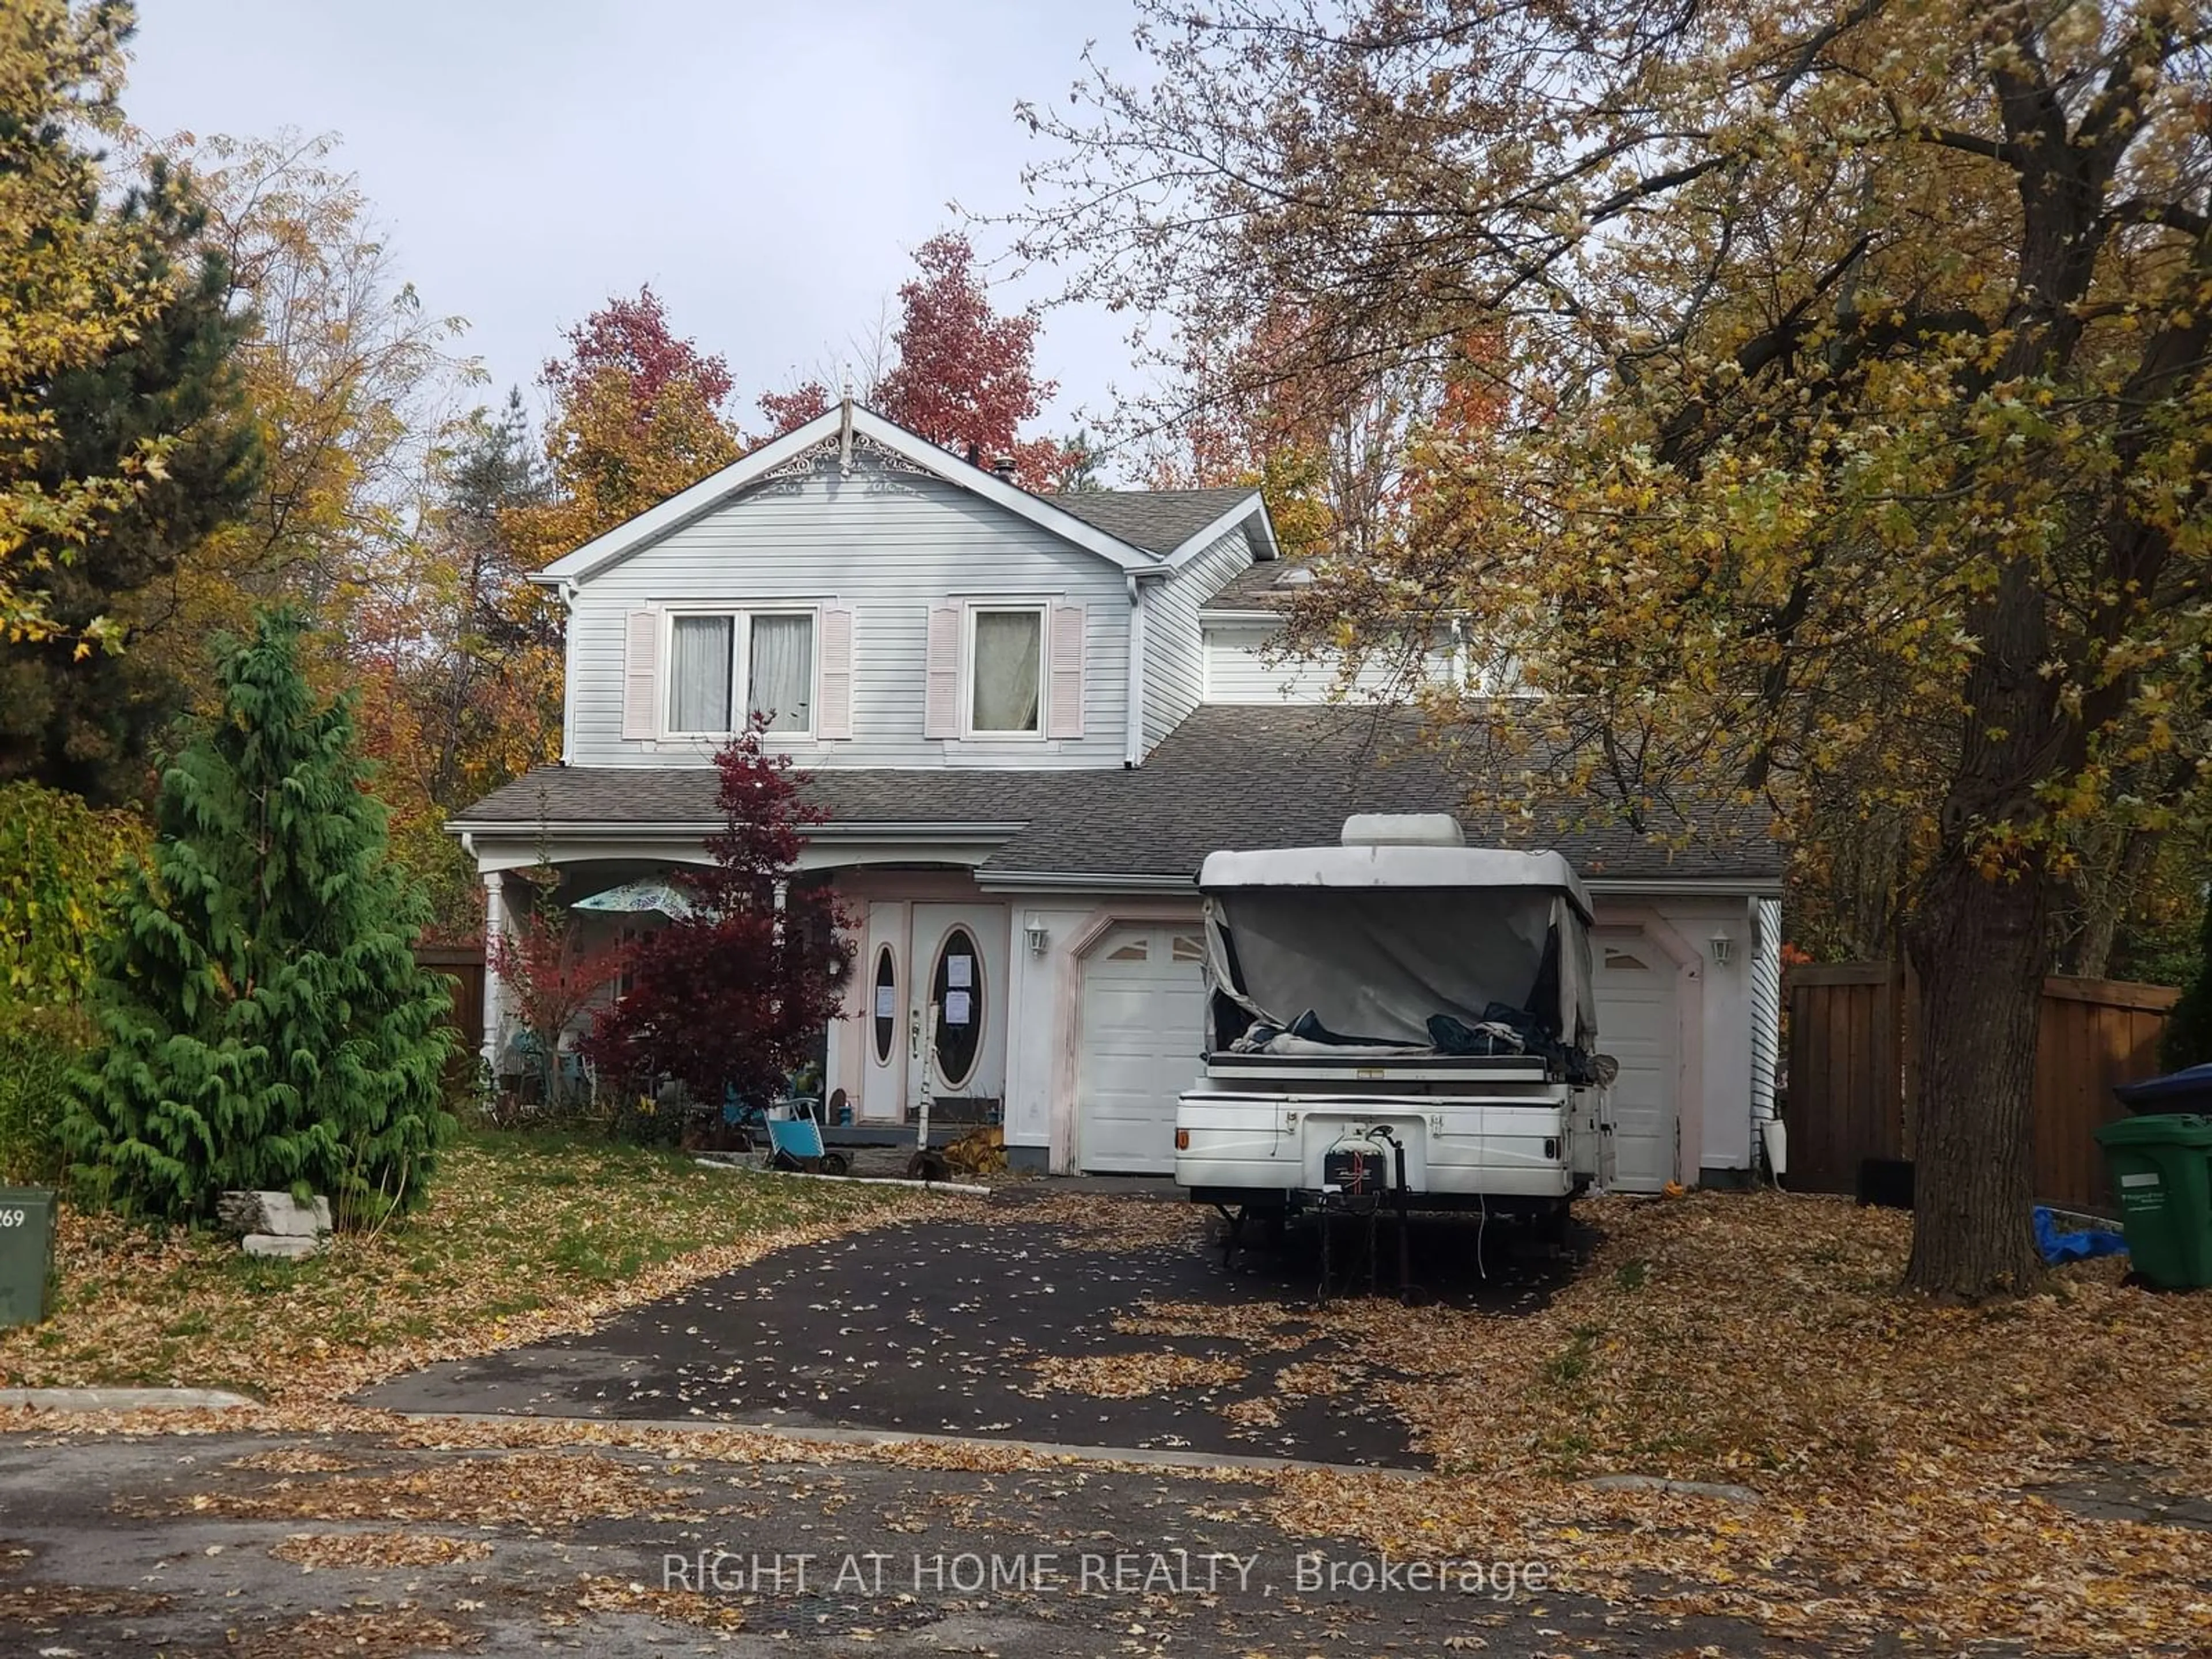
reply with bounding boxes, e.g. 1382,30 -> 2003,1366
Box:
748,614 -> 815,732
669,615 -> 733,732
972,610 -> 1041,732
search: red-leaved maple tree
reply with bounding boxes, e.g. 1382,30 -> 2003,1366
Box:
543,285 -> 734,420
487,892 -> 630,1107
757,380 -> 832,438
875,234 -> 1071,490
583,718 -> 853,1111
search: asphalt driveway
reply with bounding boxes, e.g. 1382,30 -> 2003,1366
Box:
358,1192 -> 1571,1468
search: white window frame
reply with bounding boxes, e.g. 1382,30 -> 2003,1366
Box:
961,600 -> 1049,740
661,604 -> 820,741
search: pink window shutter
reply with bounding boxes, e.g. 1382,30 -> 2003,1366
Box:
621,608 -> 660,740
1048,604 -> 1086,739
816,607 -> 855,739
923,604 -> 962,738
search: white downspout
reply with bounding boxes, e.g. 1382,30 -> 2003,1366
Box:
558,579 -> 579,764
1124,573 -> 1146,768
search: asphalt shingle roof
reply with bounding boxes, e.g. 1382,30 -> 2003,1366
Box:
454,706 -> 1782,885
1199,556 -> 1315,612
1043,487 -> 1259,557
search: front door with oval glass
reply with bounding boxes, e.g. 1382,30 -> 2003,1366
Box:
908,903 -> 1008,1111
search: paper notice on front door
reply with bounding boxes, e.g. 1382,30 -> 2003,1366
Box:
944,989 -> 972,1025
946,955 -> 972,989
874,984 -> 896,1018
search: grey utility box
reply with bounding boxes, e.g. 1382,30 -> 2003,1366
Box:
0,1188 -> 56,1327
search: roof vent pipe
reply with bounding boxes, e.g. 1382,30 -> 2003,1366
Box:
1340,813 -> 1466,848
991,456 -> 1017,480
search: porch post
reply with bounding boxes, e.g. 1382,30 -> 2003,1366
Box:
481,871 -> 507,1069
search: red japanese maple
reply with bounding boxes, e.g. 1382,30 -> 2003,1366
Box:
489,899 -> 630,1107
584,718 -> 853,1110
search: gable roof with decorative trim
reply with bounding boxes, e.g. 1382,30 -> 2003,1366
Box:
531,403 -> 1272,587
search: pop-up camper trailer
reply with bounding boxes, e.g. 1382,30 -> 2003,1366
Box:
1175,815 -> 1616,1242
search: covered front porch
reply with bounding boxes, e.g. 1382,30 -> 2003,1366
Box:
466,824 -> 1042,1150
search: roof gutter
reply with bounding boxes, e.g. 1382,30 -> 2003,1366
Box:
1158,493 -> 1271,570
975,869 -> 1195,894
446,819 -> 1029,842
1584,876 -> 1786,898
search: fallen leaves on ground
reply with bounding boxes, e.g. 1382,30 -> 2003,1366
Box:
0,1583 -> 169,1622
10,1184 -> 2210,1653
270,1529 -> 494,1569
227,1447 -> 363,1475
1112,1298 -> 1316,1353
172,1449 -> 704,1527
1027,1352 -> 1248,1398
1219,1396 -> 1282,1430
0,1132 -> 947,1403
236,1606 -> 482,1656
1272,1359 -> 1368,1399
572,1573 -> 748,1631
1257,1190 -> 2212,1654
991,1194 -> 1206,1249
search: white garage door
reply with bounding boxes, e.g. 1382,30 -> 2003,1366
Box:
1077,923 -> 1208,1174
1593,935 -> 1679,1192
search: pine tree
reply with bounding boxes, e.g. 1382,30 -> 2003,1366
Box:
64,610 -> 454,1224
0,154 -> 262,805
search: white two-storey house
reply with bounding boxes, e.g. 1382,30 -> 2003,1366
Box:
451,402 -> 1784,1184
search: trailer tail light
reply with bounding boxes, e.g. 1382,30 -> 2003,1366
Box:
1544,1137 -> 1559,1161
1175,1129 -> 1190,1150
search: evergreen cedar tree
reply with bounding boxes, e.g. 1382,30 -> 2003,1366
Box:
583,718 -> 852,1112
1014,0 -> 2212,1300
63,611 -> 454,1225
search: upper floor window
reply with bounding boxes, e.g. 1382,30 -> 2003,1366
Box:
667,609 -> 815,737
967,605 -> 1043,736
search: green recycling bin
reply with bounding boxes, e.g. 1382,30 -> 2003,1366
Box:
2094,1115 -> 2212,1289
0,1187 -> 56,1327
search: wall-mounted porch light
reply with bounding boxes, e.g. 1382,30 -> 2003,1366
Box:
1024,918 -> 1050,957
1709,930 -> 1735,968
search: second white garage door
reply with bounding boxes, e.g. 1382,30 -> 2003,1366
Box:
1592,933 -> 1681,1192
1077,923 -> 1208,1174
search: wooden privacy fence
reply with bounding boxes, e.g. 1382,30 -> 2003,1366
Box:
415,944 -> 486,1062
1786,964 -> 2180,1214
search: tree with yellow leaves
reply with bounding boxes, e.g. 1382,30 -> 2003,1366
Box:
0,1 -> 202,643
505,287 -> 740,572
1023,0 -> 2212,1299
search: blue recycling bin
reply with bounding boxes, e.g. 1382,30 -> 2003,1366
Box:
2115,1063 -> 2212,1116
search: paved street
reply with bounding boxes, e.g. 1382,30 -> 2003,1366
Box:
0,1427 -> 1779,1657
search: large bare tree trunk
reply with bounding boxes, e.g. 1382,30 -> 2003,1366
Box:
1905,861 -> 2048,1298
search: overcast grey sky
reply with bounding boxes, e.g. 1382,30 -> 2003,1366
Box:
121,0 -> 1141,449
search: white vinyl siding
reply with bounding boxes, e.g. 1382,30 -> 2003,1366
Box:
1202,619 -> 1449,704
567,468 -> 1130,769
1142,525 -> 1251,751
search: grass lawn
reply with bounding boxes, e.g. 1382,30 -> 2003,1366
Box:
0,1131 -> 941,1402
